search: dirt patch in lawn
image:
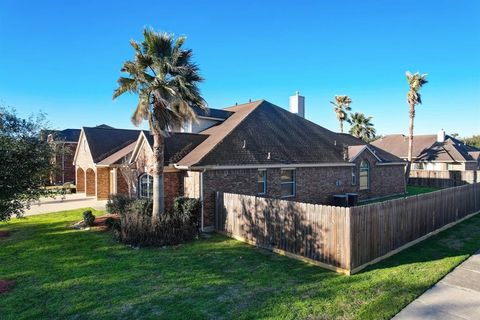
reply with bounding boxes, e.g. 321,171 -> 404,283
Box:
0,280 -> 15,294
72,214 -> 120,231
0,231 -> 11,240
94,214 -> 120,231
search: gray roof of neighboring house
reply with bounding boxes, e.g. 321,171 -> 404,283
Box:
47,128 -> 81,142
176,100 -> 402,168
83,126 -> 141,163
371,134 -> 480,162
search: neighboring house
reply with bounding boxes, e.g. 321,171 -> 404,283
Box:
47,128 -> 81,184
371,130 -> 480,171
73,125 -> 141,199
129,97 -> 406,231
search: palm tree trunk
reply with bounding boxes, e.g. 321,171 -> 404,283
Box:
339,120 -> 344,133
405,105 -> 415,183
152,132 -> 165,219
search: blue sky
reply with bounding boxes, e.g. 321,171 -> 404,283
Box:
0,0 -> 479,136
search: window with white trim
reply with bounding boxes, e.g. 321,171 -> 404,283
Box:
139,173 -> 153,199
351,167 -> 357,186
257,169 -> 267,194
359,160 -> 370,190
280,169 -> 296,197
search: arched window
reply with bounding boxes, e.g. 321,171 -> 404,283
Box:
359,160 -> 370,190
138,173 -> 153,199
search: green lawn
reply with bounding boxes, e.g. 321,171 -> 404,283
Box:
360,185 -> 438,205
1,209 -> 479,320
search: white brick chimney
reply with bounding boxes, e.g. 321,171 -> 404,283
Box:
289,91 -> 305,118
437,129 -> 446,143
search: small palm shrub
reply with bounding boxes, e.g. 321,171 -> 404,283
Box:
83,210 -> 96,227
120,197 -> 201,246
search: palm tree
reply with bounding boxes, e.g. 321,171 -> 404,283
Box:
113,28 -> 207,219
330,95 -> 352,133
348,112 -> 376,142
405,71 -> 428,178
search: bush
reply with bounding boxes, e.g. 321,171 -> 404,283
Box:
106,194 -> 135,215
83,210 -> 96,227
119,197 -> 201,247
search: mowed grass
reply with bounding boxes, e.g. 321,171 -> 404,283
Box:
406,185 -> 439,196
1,209 -> 480,320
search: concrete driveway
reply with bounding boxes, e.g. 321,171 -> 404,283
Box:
25,193 -> 107,216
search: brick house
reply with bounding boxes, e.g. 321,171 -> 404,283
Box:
371,130 -> 480,171
73,125 -> 140,200
47,128 -> 81,184
130,99 -> 406,231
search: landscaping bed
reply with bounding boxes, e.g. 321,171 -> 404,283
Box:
0,208 -> 479,319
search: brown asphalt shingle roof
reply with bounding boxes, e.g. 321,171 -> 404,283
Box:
144,131 -> 208,165
83,126 -> 141,163
371,134 -> 480,162
176,100 -> 401,167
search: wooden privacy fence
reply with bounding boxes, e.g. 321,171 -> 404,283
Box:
409,170 -> 480,189
215,183 -> 480,274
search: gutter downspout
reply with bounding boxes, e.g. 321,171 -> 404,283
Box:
200,170 -> 205,232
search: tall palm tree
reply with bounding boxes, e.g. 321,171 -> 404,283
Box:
330,95 -> 352,133
113,28 -> 207,219
348,112 -> 376,142
405,71 -> 428,178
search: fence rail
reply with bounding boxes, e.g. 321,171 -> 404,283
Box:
409,170 -> 479,188
215,183 -> 480,274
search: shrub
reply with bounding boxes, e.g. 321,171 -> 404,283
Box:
83,210 -> 96,227
106,194 -> 135,215
119,197 -> 201,247
104,217 -> 116,229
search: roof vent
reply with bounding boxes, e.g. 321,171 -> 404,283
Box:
334,140 -> 337,146
242,140 -> 246,149
267,152 -> 271,160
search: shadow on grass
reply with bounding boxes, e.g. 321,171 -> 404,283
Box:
1,209 -> 479,319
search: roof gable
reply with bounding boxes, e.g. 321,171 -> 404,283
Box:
372,134 -> 479,162
177,100 -> 402,168
83,126 -> 141,163
130,131 -> 208,166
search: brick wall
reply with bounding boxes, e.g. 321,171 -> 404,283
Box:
76,168 -> 85,192
116,171 -> 130,195
85,168 -> 96,196
164,172 -> 183,212
200,153 -> 405,229
96,167 -> 110,200
351,150 -> 406,200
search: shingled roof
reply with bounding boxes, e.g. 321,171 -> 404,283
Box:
371,134 -> 480,162
141,131 -> 208,165
176,100 -> 402,168
83,126 -> 141,163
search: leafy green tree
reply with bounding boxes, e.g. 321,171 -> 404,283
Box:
348,112 -> 376,142
463,135 -> 480,148
0,107 -> 55,221
113,28 -> 206,219
405,71 -> 428,178
330,95 -> 352,133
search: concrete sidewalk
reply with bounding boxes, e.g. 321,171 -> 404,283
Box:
25,193 -> 107,216
393,251 -> 480,319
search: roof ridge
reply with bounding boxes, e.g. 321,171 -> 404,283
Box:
223,99 -> 265,110
176,100 -> 264,166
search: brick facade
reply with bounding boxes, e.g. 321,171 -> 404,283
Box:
76,168 -> 85,192
85,168 -> 96,196
50,142 -> 77,184
96,167 -> 110,200
198,149 -> 405,228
